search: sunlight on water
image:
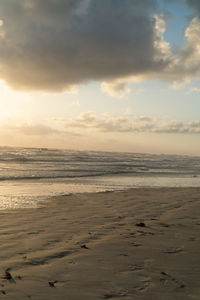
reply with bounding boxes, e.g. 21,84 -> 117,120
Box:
0,147 -> 199,209
0,175 -> 199,210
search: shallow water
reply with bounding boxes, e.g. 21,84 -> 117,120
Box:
0,147 -> 199,209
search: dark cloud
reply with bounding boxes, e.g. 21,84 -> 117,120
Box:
0,0 -> 171,91
0,0 -> 200,91
185,0 -> 200,13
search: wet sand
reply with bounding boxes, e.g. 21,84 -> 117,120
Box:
0,187 -> 200,299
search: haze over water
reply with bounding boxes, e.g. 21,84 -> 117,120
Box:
0,147 -> 199,209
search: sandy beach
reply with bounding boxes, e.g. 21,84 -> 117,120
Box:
0,187 -> 200,299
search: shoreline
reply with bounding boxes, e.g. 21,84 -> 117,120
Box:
0,187 -> 199,299
1,173 -> 200,210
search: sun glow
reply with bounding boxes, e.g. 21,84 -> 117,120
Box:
0,80 -> 31,121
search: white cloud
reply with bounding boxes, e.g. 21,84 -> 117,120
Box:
188,120 -> 200,127
103,112 -> 113,117
189,87 -> 200,93
0,120 -> 81,137
153,14 -> 171,62
65,112 -> 200,134
171,78 -> 192,90
3,123 -> 62,136
168,17 -> 200,86
101,80 -> 130,98
1,114 -> 200,146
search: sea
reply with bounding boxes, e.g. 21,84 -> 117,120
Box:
0,147 -> 199,209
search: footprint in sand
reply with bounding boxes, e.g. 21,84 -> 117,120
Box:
103,289 -> 129,299
119,263 -> 144,278
164,246 -> 184,254
1,290 -> 6,295
120,260 -> 153,277
160,272 -> 186,289
131,241 -> 142,247
120,266 -> 142,277
133,275 -> 152,292
188,237 -> 197,241
129,264 -> 144,272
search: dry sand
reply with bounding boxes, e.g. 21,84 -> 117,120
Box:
0,187 -> 200,299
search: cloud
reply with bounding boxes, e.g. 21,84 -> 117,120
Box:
101,80 -> 144,99
0,0 -> 170,91
1,114 -> 200,138
1,122 -> 81,136
3,123 -> 62,136
0,0 -> 200,92
188,120 -> 200,127
154,120 -> 184,133
151,16 -> 200,87
16,124 -> 61,136
185,0 -> 200,14
189,87 -> 200,93
65,112 -> 200,134
101,80 -> 131,98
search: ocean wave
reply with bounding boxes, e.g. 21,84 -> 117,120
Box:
0,148 -> 199,182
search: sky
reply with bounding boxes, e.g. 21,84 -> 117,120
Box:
0,0 -> 200,155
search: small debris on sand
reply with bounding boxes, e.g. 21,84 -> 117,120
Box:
4,270 -> 12,280
104,294 -> 113,299
48,281 -> 56,288
81,244 -> 89,249
1,290 -> 6,295
136,222 -> 146,227
161,271 -> 168,276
